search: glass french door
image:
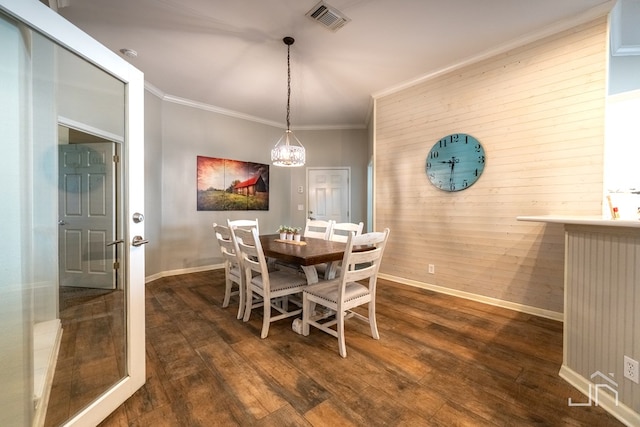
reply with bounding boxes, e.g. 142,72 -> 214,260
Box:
0,1 -> 146,426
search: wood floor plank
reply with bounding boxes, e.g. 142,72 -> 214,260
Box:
65,269 -> 625,427
196,341 -> 288,420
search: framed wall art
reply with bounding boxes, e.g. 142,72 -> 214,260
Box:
197,156 -> 269,211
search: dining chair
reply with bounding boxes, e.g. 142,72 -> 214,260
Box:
328,222 -> 364,242
303,219 -> 334,240
233,226 -> 308,338
301,228 -> 390,357
316,221 -> 365,279
227,218 -> 259,234
213,223 -> 245,319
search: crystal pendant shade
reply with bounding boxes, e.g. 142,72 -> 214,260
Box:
271,36 -> 305,167
271,130 -> 305,167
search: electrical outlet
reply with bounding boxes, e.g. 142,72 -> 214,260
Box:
428,264 -> 435,274
624,355 -> 639,384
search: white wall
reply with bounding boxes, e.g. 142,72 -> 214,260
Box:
143,98 -> 368,277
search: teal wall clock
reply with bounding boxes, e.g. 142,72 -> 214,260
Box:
425,133 -> 486,192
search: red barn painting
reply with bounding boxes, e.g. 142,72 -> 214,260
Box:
197,156 -> 269,211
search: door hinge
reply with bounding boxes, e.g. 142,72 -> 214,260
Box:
113,261 -> 120,270
113,154 -> 120,163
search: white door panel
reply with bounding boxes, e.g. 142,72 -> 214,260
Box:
59,142 -> 116,289
308,168 -> 349,222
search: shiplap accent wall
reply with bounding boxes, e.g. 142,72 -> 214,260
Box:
374,17 -> 608,314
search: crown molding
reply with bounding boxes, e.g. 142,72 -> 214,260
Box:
372,0 -> 616,99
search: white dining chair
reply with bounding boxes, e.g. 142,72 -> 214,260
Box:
233,227 -> 308,338
328,222 -> 364,242
301,228 -> 390,357
213,223 -> 245,319
315,221 -> 365,280
227,218 -> 259,234
303,219 -> 334,240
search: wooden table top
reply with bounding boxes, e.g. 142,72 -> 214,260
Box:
259,234 -> 348,266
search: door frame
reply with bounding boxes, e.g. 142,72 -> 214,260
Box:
58,138 -> 118,290
0,1 -> 146,426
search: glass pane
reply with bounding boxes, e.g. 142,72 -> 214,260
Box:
0,9 -> 128,427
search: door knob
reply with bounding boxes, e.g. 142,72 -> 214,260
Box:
106,239 -> 124,247
58,220 -> 67,226
131,236 -> 149,247
133,212 -> 144,223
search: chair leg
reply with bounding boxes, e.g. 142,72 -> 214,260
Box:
236,280 -> 244,320
222,278 -> 232,308
243,286 -> 253,322
260,296 -> 271,339
337,310 -> 347,358
369,302 -> 379,340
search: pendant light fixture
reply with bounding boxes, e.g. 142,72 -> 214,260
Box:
271,36 -> 306,167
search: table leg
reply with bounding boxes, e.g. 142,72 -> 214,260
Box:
325,261 -> 338,280
301,265 -> 319,284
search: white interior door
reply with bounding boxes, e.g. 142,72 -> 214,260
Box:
307,168 -> 350,222
58,141 -> 116,289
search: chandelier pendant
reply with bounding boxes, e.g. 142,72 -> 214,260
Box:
271,36 -> 306,167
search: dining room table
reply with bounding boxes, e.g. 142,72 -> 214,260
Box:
259,234 -> 349,284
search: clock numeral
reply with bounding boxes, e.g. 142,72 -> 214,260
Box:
475,144 -> 482,152
426,161 -> 432,170
478,155 -> 485,163
474,168 -> 478,177
449,182 -> 456,191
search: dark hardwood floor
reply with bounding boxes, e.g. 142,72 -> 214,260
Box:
45,287 -> 125,427
97,269 -> 622,426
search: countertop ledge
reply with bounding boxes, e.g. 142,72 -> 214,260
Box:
517,215 -> 640,228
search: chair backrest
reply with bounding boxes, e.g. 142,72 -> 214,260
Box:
303,219 -> 334,240
338,228 -> 390,299
213,223 -> 240,270
227,218 -> 259,235
329,222 -> 364,243
233,227 -> 268,279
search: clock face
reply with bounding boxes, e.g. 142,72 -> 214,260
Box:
425,133 -> 486,192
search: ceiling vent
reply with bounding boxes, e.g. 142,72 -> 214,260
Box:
305,1 -> 351,32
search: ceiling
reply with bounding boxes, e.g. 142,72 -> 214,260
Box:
54,0 -> 613,129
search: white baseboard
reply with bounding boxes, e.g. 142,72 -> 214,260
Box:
559,365 -> 640,427
378,273 -> 563,322
33,319 -> 63,427
146,264 -> 223,284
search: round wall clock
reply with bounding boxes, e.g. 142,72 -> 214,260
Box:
425,133 -> 486,192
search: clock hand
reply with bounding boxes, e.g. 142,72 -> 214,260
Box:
450,157 -> 456,182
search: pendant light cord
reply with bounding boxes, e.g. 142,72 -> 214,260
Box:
286,42 -> 291,132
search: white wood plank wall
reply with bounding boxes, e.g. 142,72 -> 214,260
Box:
374,17 -> 608,314
564,225 -> 640,413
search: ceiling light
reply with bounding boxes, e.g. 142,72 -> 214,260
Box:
271,37 -> 305,167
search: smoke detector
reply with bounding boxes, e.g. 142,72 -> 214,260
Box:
305,1 -> 351,32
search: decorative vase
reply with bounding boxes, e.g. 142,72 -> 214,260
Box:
279,232 -> 286,240
293,234 -> 301,242
286,232 -> 293,240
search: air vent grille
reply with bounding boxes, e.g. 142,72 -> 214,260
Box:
305,1 -> 351,32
